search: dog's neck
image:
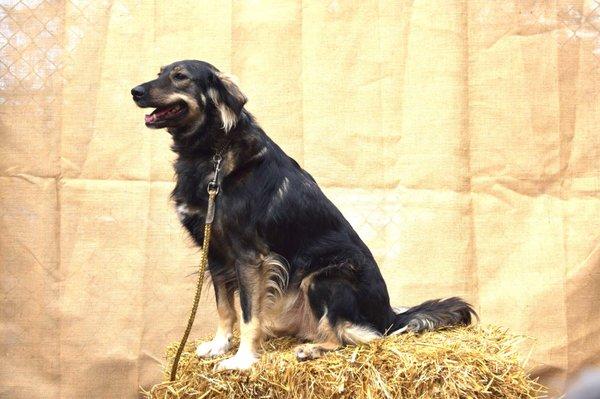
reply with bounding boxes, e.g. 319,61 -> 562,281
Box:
169,110 -> 267,178
168,112 -> 236,159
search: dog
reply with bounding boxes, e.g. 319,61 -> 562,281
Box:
131,60 -> 476,371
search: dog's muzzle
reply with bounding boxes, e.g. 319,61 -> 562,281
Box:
131,85 -> 145,100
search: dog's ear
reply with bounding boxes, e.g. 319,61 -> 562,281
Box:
207,72 -> 247,132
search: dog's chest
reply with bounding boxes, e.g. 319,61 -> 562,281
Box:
175,202 -> 203,222
174,192 -> 232,251
172,163 -> 215,225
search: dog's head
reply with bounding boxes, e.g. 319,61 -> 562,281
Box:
131,60 -> 247,133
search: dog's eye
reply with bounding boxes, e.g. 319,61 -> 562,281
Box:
173,73 -> 188,81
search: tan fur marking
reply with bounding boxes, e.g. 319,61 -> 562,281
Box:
295,313 -> 341,360
147,90 -> 202,123
251,147 -> 268,161
207,87 -> 237,132
220,150 -> 238,178
315,311 -> 340,343
294,314 -> 379,360
299,271 -> 317,293
163,92 -> 199,113
216,287 -> 237,335
262,271 -> 326,340
239,317 -> 261,353
207,73 -> 247,133
276,177 -> 290,200
393,305 -> 410,314
335,322 -> 381,345
175,203 -> 200,222
215,259 -> 263,370
261,291 -> 318,339
295,341 -> 340,361
158,92 -> 204,136
196,285 -> 236,358
215,315 -> 260,370
237,264 -> 263,354
260,254 -> 289,309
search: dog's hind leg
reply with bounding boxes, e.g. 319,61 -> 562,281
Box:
294,316 -> 381,361
294,270 -> 381,361
295,340 -> 340,361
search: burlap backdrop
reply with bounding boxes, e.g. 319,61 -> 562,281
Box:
1,1 -> 599,398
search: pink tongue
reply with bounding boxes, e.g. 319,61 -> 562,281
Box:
145,106 -> 173,124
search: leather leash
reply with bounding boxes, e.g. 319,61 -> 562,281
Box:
170,153 -> 223,382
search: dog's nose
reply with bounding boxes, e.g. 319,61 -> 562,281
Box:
131,85 -> 145,98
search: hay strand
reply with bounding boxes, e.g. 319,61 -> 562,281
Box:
141,325 -> 546,399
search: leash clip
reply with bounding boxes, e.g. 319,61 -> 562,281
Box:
207,154 -> 222,195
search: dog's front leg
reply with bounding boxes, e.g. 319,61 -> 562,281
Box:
196,278 -> 237,358
216,259 -> 262,371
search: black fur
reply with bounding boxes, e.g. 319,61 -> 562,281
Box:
392,297 -> 477,333
132,60 -> 477,340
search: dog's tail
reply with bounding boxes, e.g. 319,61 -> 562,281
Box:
387,297 -> 477,335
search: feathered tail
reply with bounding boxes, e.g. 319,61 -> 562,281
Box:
388,297 -> 477,334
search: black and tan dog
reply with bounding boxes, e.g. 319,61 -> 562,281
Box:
131,60 -> 476,371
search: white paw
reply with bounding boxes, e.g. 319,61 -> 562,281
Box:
215,351 -> 259,371
195,334 -> 232,358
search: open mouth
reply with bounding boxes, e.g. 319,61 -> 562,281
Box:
144,101 -> 188,127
